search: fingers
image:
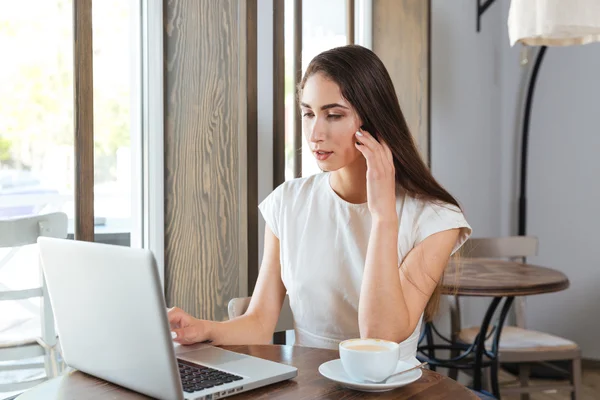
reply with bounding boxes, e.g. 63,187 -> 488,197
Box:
356,129 -> 394,167
168,307 -> 207,345
355,130 -> 389,170
171,327 -> 195,345
355,129 -> 380,158
356,131 -> 395,184
167,307 -> 187,329
355,129 -> 378,150
355,134 -> 378,169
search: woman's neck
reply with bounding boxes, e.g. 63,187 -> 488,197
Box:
329,157 -> 368,204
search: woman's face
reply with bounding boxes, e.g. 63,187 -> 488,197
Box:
300,73 -> 363,172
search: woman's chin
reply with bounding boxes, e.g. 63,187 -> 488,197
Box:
316,159 -> 340,172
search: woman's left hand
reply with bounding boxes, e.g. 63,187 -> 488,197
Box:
354,129 -> 397,222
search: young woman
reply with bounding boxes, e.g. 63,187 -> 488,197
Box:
168,45 -> 471,359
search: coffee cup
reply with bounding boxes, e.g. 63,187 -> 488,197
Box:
339,338 -> 400,383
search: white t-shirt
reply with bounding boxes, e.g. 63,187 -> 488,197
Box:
258,172 -> 472,355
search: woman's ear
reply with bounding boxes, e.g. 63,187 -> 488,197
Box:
359,121 -> 371,133
355,115 -> 365,131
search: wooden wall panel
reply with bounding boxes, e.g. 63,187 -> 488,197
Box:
273,0 -> 285,188
246,0 -> 258,296
164,0 -> 257,321
292,0 -> 303,177
373,0 -> 430,164
73,0 -> 95,242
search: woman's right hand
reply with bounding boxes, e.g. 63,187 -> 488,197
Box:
167,307 -> 211,345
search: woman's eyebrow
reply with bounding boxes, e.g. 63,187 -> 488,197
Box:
300,102 -> 349,110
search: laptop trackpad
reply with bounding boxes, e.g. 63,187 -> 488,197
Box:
179,347 -> 252,370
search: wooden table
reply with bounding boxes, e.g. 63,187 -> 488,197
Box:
442,258 -> 569,297
17,345 -> 478,399
419,258 -> 570,399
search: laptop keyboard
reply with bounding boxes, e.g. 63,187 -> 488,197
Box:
178,359 -> 243,393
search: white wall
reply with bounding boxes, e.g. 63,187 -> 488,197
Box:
431,1 -> 504,237
432,0 -> 600,360
431,0 -> 505,330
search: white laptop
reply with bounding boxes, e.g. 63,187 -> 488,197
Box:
37,237 -> 297,400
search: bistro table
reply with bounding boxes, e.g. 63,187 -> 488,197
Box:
418,258 -> 570,398
16,344 -> 478,399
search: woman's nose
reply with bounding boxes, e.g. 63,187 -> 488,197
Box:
308,120 -> 326,143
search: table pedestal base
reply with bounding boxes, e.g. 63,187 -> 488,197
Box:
417,296 -> 515,399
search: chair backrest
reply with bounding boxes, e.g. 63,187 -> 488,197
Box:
0,212 -> 68,248
227,295 -> 294,334
0,212 -> 69,361
458,236 -> 539,329
461,236 -> 539,262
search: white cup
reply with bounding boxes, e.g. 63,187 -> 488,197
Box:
339,338 -> 400,383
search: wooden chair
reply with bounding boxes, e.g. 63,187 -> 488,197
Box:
0,212 -> 68,393
454,236 -> 581,400
227,295 -> 294,344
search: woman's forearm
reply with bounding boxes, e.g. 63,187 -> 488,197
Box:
358,217 -> 412,342
207,313 -> 273,346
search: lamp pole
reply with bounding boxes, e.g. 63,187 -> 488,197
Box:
518,46 -> 547,236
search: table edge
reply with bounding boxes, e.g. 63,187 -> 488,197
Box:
442,280 -> 570,297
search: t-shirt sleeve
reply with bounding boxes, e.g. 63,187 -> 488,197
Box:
412,200 -> 472,255
258,184 -> 284,239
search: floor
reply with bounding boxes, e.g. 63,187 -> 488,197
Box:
498,364 -> 600,400
454,362 -> 600,400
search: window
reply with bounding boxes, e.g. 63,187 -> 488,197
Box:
92,0 -> 139,246
0,0 -> 141,244
0,1 -> 145,390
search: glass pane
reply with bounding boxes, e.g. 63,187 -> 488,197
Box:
0,0 -> 74,393
92,0 -> 138,247
0,0 -> 74,220
284,0 -> 349,180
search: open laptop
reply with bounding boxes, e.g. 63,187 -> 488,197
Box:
37,237 -> 297,400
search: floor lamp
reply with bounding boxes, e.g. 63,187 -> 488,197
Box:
508,0 -> 600,379
508,0 -> 600,237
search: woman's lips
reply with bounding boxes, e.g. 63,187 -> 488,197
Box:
314,151 -> 333,161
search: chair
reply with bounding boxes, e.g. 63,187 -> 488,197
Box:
0,212 -> 68,393
454,236 -> 581,400
227,295 -> 294,344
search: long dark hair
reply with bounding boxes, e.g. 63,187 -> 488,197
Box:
299,45 -> 461,321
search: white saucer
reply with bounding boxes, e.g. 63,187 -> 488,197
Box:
318,357 -> 423,392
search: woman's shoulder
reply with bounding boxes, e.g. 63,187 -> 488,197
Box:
400,192 -> 463,218
399,192 -> 472,254
275,172 -> 327,199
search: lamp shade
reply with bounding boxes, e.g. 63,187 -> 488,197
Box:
508,0 -> 600,46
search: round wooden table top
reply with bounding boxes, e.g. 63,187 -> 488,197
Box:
17,345 -> 478,399
442,258 -> 570,297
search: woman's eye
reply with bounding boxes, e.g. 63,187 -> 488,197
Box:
327,114 -> 342,120
302,112 -> 314,118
